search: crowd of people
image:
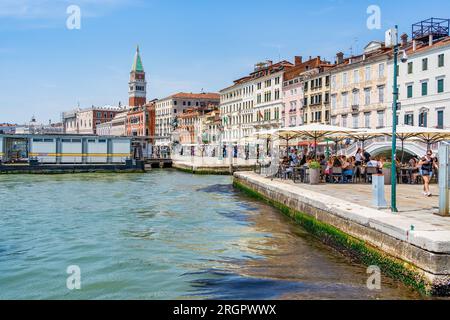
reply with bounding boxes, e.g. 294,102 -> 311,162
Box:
279,146 -> 440,197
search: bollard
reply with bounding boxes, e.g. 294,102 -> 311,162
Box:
372,174 -> 388,209
437,143 -> 449,217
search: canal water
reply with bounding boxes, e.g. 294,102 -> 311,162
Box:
0,170 -> 422,300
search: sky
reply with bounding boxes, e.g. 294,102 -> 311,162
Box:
1,0 -> 450,124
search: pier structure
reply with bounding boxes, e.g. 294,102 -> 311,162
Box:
0,134 -> 145,173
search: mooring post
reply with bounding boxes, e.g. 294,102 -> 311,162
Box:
437,143 -> 449,217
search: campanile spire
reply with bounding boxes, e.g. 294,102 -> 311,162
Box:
129,45 -> 147,107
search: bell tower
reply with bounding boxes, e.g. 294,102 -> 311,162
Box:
129,45 -> 147,107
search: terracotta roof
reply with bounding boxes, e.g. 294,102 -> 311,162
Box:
405,36 -> 450,56
283,57 -> 333,82
170,92 -> 220,100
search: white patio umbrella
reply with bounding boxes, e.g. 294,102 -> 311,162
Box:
275,124 -> 359,159
360,126 -> 450,162
349,129 -> 386,150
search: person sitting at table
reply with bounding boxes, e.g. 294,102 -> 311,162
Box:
289,149 -> 299,166
367,156 -> 379,168
342,157 -> 355,183
333,156 -> 342,168
324,158 -> 334,182
281,156 -> 292,179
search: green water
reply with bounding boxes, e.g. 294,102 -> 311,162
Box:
0,170 -> 422,299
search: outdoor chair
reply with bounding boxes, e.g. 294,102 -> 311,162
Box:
331,167 -> 343,184
364,167 -> 379,183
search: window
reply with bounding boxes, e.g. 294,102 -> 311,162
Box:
419,111 -> 428,127
353,70 -> 359,84
331,75 -> 336,89
404,113 -> 414,126
342,115 -> 348,128
331,94 -> 337,109
331,116 -> 337,126
275,77 -> 280,85
437,110 -> 444,129
275,89 -> 280,100
408,62 -> 413,74
438,78 -> 444,93
364,88 -> 371,105
377,111 -> 385,128
421,82 -> 428,96
438,54 -> 445,67
407,84 -> 413,98
257,82 -> 262,90
343,73 -> 348,86
342,92 -> 348,108
365,66 -> 371,81
378,86 -> 385,103
352,90 -> 359,106
422,58 -> 428,71
352,115 -> 359,129
364,112 -> 371,128
378,63 -> 385,78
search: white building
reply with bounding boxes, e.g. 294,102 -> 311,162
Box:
154,93 -> 220,146
389,33 -> 450,129
219,60 -> 293,144
96,112 -> 128,136
252,61 -> 292,133
220,77 -> 254,144
63,105 -> 126,135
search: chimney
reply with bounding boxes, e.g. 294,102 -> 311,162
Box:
413,39 -> 417,51
401,33 -> 408,47
429,34 -> 434,46
336,52 -> 344,64
295,56 -> 303,66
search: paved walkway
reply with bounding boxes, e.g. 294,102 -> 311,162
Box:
172,155 -> 257,167
235,172 -> 450,254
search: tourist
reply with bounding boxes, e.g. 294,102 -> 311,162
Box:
363,149 -> 371,164
355,148 -> 363,166
342,157 -> 355,183
409,157 -> 420,184
324,158 -> 334,182
419,150 -> 438,197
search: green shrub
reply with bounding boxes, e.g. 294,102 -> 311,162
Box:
309,161 -> 321,170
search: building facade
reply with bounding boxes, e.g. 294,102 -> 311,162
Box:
330,42 -> 392,129
282,56 -> 333,127
155,93 -> 220,146
63,106 -> 125,135
219,76 -> 254,144
391,33 -> 450,129
96,111 -> 128,136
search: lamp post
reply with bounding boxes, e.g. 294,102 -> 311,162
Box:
391,25 -> 403,213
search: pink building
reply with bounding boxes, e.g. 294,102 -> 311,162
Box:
282,56 -> 330,127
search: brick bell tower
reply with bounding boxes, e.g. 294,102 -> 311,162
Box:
129,45 -> 147,107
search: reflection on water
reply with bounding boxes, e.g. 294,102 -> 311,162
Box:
0,170 -> 422,300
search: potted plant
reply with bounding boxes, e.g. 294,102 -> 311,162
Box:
382,162 -> 392,185
308,161 -> 321,185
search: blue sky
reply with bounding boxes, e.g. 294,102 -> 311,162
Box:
1,0 -> 450,123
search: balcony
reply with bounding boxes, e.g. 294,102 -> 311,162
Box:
351,105 -> 360,113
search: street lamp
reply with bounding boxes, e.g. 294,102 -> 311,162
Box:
391,25 -> 408,213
